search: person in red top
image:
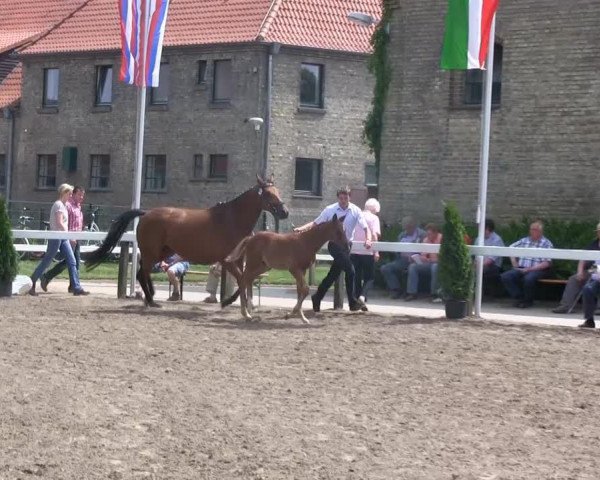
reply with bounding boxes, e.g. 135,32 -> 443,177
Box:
41,185 -> 85,292
404,223 -> 443,302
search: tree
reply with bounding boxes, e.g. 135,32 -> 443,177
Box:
438,202 -> 473,301
0,197 -> 18,285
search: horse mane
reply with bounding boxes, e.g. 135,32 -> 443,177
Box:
208,183 -> 272,212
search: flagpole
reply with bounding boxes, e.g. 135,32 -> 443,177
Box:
129,85 -> 146,296
129,0 -> 151,296
474,16 -> 496,317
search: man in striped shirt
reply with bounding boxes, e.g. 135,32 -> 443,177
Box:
41,185 -> 85,293
500,220 -> 553,308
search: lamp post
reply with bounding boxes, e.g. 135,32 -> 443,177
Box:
347,11 -> 388,33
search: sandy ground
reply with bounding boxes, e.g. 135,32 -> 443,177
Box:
1,293 -> 599,480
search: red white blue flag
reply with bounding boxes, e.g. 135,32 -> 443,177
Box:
119,0 -> 170,87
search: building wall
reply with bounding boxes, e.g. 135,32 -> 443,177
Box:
12,44 -> 375,228
379,0 -> 600,226
13,45 -> 268,215
269,47 -> 375,228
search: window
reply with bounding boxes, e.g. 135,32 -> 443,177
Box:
143,155 -> 167,191
95,65 -> 113,105
90,154 -> 111,190
193,154 -> 203,179
465,43 -> 503,105
209,154 -> 228,179
198,60 -> 207,84
365,164 -> 377,186
150,63 -> 169,105
300,63 -> 324,108
0,154 -> 5,188
212,60 -> 232,102
294,158 -> 322,196
43,68 -> 59,107
37,154 -> 57,188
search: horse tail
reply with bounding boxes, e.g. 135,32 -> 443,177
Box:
221,288 -> 240,308
224,236 -> 251,264
84,209 -> 146,270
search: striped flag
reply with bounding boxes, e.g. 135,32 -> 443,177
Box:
441,0 -> 499,70
119,0 -> 171,87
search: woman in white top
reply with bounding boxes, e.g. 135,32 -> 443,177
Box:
29,184 -> 89,296
351,198 -> 381,303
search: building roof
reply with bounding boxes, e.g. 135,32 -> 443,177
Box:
0,64 -> 22,108
22,0 -> 380,55
0,0 -> 88,54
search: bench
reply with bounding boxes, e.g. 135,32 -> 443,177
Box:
538,278 -> 580,313
171,269 -> 267,306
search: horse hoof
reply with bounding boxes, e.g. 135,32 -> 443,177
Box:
148,302 -> 161,308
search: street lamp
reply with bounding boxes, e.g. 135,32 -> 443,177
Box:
347,11 -> 389,33
347,11 -> 379,27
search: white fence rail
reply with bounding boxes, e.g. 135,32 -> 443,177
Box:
10,229 -> 600,263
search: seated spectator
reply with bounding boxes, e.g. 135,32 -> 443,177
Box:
203,262 -> 235,304
157,254 -> 190,302
474,218 -> 505,284
380,216 -> 426,299
552,222 -> 600,313
405,223 -> 443,302
501,220 -> 553,308
580,261 -> 600,329
351,198 -> 381,304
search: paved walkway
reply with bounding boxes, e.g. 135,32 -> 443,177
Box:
45,279 -> 596,330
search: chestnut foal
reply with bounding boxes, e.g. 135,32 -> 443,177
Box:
223,215 -> 348,323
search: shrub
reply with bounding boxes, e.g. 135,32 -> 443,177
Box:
438,203 -> 473,300
0,197 -> 19,283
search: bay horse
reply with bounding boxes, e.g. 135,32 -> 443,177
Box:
222,214 -> 348,324
85,174 -> 288,306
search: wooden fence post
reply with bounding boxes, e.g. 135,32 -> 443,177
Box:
117,241 -> 130,299
220,265 -> 226,302
333,275 -> 344,310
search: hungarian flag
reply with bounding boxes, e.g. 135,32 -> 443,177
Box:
119,0 -> 171,87
441,0 -> 499,70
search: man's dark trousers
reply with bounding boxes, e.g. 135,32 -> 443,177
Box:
314,241 -> 358,307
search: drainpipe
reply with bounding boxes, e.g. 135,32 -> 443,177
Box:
3,107 -> 14,204
265,42 -> 281,231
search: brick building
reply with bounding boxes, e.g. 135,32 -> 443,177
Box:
1,0 -> 380,228
378,0 -> 600,225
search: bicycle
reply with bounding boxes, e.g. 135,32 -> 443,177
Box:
13,208 -> 34,260
83,204 -> 101,246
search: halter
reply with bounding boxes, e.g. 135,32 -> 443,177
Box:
254,183 -> 285,215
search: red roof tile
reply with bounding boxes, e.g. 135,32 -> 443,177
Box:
22,0 -> 380,55
0,64 -> 22,108
0,0 -> 87,53
262,0 -> 380,53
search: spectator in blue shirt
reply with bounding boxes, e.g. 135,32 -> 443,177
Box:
380,216 -> 425,298
156,254 -> 190,301
474,218 -> 505,283
501,220 -> 553,308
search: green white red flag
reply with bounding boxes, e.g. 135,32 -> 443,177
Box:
441,0 -> 499,70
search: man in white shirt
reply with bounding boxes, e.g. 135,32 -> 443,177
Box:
294,187 -> 372,312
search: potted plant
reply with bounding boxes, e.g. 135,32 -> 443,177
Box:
0,197 -> 19,297
438,202 -> 473,319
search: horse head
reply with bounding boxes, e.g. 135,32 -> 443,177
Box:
329,214 -> 350,252
256,173 -> 289,220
